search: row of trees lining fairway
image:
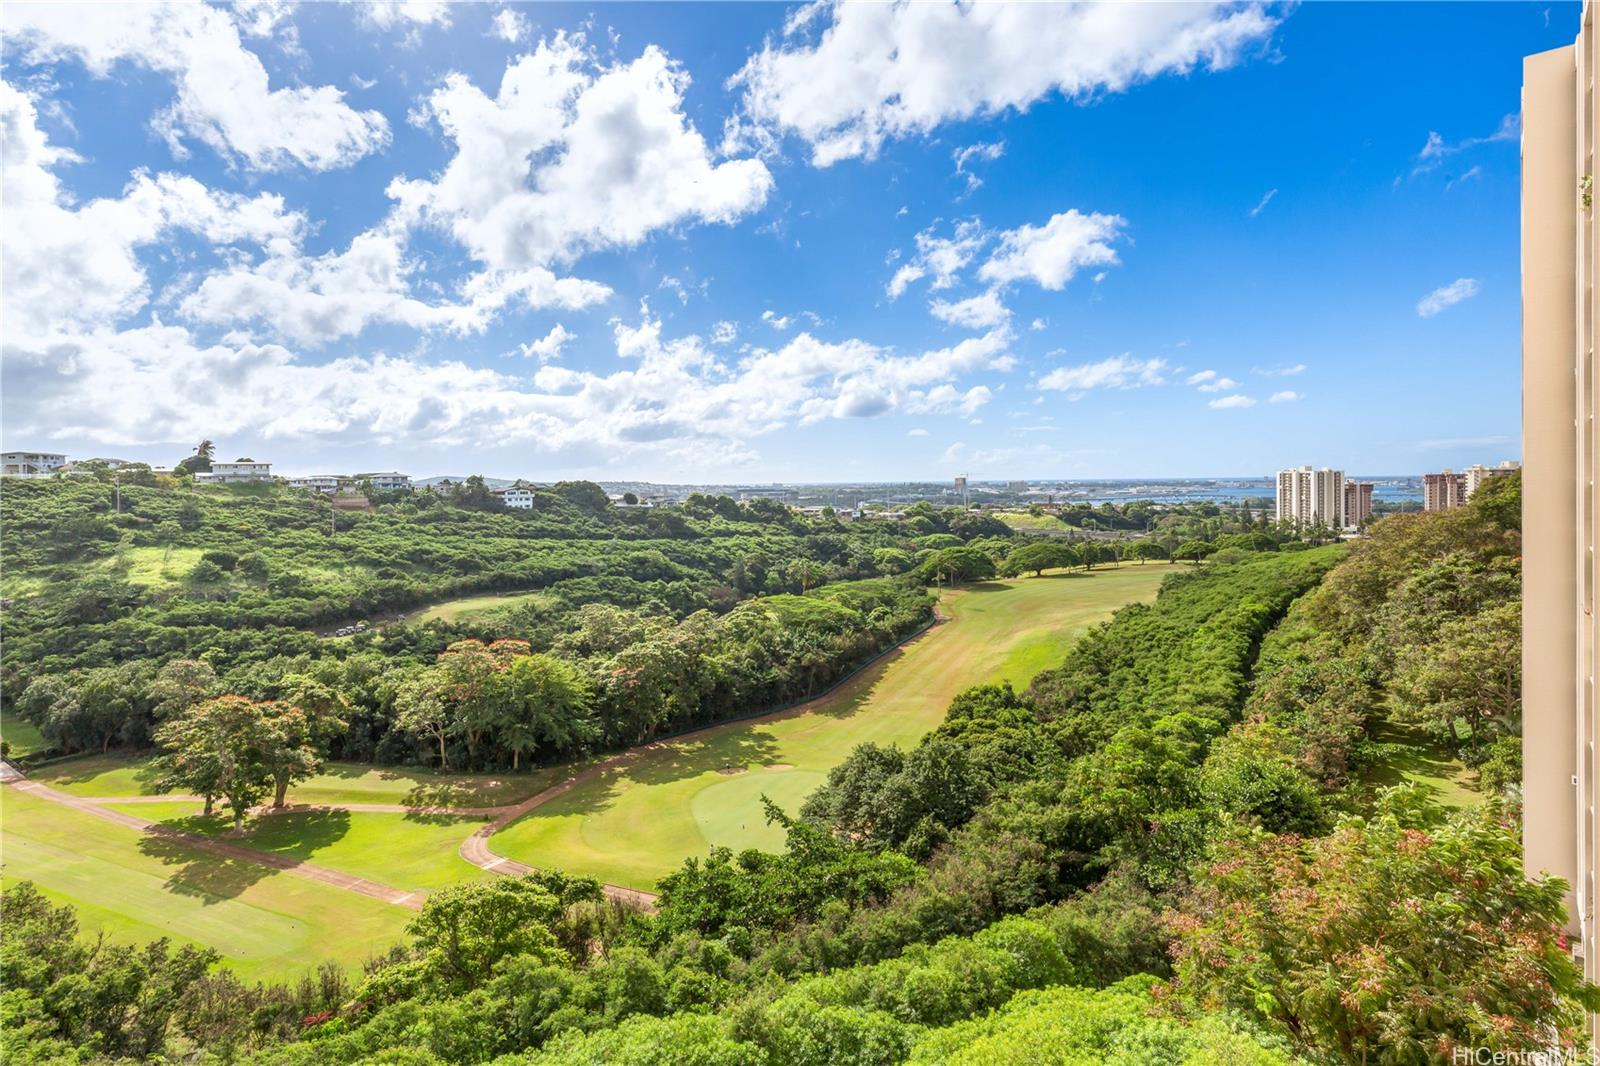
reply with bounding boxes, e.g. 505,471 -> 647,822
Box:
487,565 -> 1177,888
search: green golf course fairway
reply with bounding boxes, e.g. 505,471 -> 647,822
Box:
101,802 -> 495,892
0,788 -> 412,982
491,564 -> 1178,888
31,756 -> 568,808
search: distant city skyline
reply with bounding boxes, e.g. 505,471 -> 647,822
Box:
0,2 -> 1560,480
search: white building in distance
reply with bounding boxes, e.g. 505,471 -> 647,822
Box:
1462,460 -> 1521,499
196,461 -> 273,483
2,451 -> 67,477
495,487 -> 535,509
288,475 -> 345,494
1275,465 -> 1346,530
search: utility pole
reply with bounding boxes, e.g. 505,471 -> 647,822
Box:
113,468 -> 121,515
329,491 -> 336,537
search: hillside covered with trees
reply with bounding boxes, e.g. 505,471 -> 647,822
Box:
1,474 -> 1296,777
4,471 -> 1581,1065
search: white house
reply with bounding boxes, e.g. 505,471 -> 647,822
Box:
494,487 -> 536,509
288,475 -> 345,494
354,471 -> 412,492
2,451 -> 67,478
196,461 -> 273,483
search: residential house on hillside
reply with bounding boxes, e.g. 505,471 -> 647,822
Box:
2,451 -> 67,477
288,475 -> 346,494
494,486 -> 536,509
354,471 -> 412,492
196,460 -> 272,483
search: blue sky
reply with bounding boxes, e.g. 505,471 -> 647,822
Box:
0,1 -> 1569,481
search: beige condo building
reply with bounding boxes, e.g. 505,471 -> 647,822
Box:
1463,460 -> 1522,498
1523,9 -> 1597,991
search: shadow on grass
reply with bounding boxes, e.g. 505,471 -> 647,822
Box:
36,754 -> 168,795
231,809 -> 354,859
399,776 -> 519,810
137,808 -> 357,901
318,762 -> 387,781
1361,724 -> 1480,808
138,832 -> 278,901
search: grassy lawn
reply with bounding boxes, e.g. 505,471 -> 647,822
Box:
103,802 -> 492,892
492,565 -> 1178,888
993,510 -> 1067,530
1361,723 -> 1480,808
411,590 -> 557,624
95,546 -> 204,588
33,756 -> 568,808
2,709 -> 47,758
0,787 -> 411,982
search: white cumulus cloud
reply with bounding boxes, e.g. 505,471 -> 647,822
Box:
491,7 -> 530,42
1208,394 -> 1256,409
389,36 -> 773,274
517,323 -> 574,361
0,81 -> 304,347
3,308 -> 1017,466
929,290 -> 1010,329
952,139 -> 1004,192
978,210 -> 1124,291
358,0 -> 453,30
734,1 -> 1280,165
887,219 -> 986,297
3,2 -> 390,171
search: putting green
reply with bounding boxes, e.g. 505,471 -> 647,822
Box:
0,788 -> 412,982
492,565 -> 1178,888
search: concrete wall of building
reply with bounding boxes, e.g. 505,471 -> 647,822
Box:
1522,41 -> 1581,937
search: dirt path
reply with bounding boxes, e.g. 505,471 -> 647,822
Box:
456,608 -> 950,906
89,795 -> 506,817
5,779 -> 424,910
461,775 -> 661,909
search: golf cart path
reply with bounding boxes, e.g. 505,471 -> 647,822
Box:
87,794 -> 506,816
4,778 -> 424,910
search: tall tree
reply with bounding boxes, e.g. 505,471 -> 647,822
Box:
153,695 -> 277,827
264,678 -> 348,807
395,677 -> 456,770
149,659 -> 218,721
498,654 -> 597,769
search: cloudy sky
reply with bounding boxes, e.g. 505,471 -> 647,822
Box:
0,1 -> 1564,481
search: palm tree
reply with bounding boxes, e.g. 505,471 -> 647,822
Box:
196,439 -> 215,461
